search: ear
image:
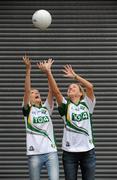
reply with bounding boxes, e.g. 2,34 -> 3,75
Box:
80,91 -> 83,96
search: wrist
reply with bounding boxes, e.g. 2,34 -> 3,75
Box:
46,69 -> 52,75
26,67 -> 31,71
26,68 -> 31,73
73,73 -> 77,80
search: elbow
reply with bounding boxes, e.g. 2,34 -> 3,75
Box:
90,84 -> 94,89
88,83 -> 94,91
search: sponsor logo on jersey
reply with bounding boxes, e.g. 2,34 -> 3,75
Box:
41,109 -> 47,114
71,104 -> 86,111
32,111 -> 36,115
31,108 -> 47,116
80,105 -> 85,110
66,141 -> 70,147
29,146 -> 34,151
72,112 -> 89,122
33,116 -> 49,124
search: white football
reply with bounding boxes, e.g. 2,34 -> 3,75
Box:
32,9 -> 52,30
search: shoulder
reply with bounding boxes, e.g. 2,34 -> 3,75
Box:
22,104 -> 31,116
58,97 -> 70,116
43,99 -> 53,116
83,95 -> 96,113
84,95 -> 96,105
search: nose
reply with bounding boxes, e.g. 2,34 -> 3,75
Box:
69,86 -> 73,90
68,88 -> 73,93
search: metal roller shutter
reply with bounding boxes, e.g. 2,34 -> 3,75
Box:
0,0 -> 117,179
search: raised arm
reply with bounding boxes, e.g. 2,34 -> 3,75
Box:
23,54 -> 31,107
63,65 -> 95,101
46,82 -> 54,110
37,59 -> 63,106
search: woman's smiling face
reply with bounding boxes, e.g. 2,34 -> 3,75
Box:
67,83 -> 82,99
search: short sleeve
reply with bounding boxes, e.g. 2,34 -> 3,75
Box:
84,96 -> 96,113
43,99 -> 54,116
58,97 -> 67,116
22,104 -> 30,117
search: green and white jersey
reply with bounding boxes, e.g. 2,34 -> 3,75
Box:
22,100 -> 57,155
58,96 -> 96,152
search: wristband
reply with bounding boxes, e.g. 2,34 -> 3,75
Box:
73,74 -> 77,80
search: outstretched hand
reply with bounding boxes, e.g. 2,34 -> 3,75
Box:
37,58 -> 54,74
23,53 -> 31,69
62,65 -> 76,78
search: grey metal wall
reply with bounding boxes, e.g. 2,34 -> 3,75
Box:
0,0 -> 117,179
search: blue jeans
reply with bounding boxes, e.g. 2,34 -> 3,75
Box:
62,148 -> 96,180
28,152 -> 59,180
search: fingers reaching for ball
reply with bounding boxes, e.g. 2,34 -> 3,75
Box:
37,58 -> 54,74
23,53 -> 31,69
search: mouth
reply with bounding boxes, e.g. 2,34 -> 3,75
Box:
35,96 -> 39,99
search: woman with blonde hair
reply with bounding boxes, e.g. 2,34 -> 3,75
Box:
22,55 -> 59,180
38,59 -> 96,180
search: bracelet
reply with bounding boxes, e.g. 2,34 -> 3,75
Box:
73,74 -> 77,80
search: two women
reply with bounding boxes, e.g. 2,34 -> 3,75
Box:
22,55 -> 96,180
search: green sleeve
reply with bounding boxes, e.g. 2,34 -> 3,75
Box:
58,103 -> 67,116
22,104 -> 30,116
